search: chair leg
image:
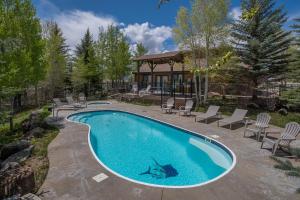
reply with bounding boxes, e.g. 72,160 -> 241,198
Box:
272,143 -> 279,155
261,141 -> 264,149
230,124 -> 232,130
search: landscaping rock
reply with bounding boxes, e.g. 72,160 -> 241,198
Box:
0,162 -> 20,172
21,111 -> 46,133
0,140 -> 30,160
29,127 -> 45,138
1,145 -> 34,169
278,108 -> 288,116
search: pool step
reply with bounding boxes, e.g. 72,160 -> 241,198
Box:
92,173 -> 108,183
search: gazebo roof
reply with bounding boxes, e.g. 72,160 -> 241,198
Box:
132,51 -> 185,64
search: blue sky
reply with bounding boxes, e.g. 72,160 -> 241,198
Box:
33,0 -> 300,53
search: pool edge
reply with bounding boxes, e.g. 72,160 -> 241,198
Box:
66,109 -> 237,189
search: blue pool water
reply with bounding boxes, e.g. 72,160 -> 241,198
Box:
68,110 -> 235,187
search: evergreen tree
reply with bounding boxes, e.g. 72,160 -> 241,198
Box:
232,0 -> 292,99
44,21 -> 69,97
288,18 -> 300,81
134,43 -> 148,57
72,29 -> 100,96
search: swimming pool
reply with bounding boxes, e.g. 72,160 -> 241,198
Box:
68,110 -> 236,188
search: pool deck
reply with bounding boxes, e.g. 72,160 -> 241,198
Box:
39,100 -> 300,200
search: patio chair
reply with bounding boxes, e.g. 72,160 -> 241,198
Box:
178,100 -> 194,116
66,96 -> 85,108
261,122 -> 300,155
78,93 -> 87,108
52,98 -> 81,117
217,108 -> 248,130
139,85 -> 151,97
195,105 -> 220,123
162,98 -> 175,114
244,113 -> 271,141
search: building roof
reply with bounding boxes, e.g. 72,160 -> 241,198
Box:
132,51 -> 185,64
136,59 -> 206,73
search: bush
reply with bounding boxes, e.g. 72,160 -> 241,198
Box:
280,88 -> 300,111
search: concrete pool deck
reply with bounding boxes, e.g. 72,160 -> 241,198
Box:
39,100 -> 300,200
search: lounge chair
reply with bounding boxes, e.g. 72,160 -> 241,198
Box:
217,108 -> 248,129
195,105 -> 220,123
139,85 -> 151,97
52,98 -> 81,117
178,100 -> 194,116
66,96 -> 85,108
162,98 -> 174,113
261,122 -> 300,155
244,113 -> 271,141
78,93 -> 87,108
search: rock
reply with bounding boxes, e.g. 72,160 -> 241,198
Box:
278,108 -> 288,116
0,162 -> 20,172
21,111 -> 46,133
29,127 -> 45,138
1,145 -> 34,169
0,140 -> 30,160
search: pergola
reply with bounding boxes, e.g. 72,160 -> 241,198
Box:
132,51 -> 185,94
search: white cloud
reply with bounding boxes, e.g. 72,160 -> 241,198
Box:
229,7 -> 242,21
122,22 -> 173,53
36,1 -> 174,53
54,10 -> 117,51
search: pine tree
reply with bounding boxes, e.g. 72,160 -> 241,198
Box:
44,21 -> 69,97
72,29 -> 100,96
232,0 -> 292,98
288,18 -> 300,81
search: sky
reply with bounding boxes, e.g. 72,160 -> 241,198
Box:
32,0 -> 300,54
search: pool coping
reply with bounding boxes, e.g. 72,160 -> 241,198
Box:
66,109 -> 237,189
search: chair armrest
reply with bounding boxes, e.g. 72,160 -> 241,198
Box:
179,106 -> 185,110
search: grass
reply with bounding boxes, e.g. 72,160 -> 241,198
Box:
0,105 -> 58,193
195,98 -> 300,128
30,127 -> 58,192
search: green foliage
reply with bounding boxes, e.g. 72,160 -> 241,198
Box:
232,0 -> 292,87
287,18 -> 300,81
280,88 -> 300,111
72,29 -> 102,95
95,25 -> 131,82
43,21 -> 69,97
134,43 -> 148,57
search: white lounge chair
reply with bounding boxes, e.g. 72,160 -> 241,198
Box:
178,100 -> 194,116
78,93 -> 87,108
162,98 -> 174,114
52,98 -> 81,117
139,85 -> 151,97
66,96 -> 84,108
244,113 -> 271,141
261,122 -> 300,155
195,105 -> 220,123
217,108 -> 248,129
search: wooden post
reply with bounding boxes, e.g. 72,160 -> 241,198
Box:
169,60 -> 175,96
137,61 -> 141,91
182,63 -> 185,95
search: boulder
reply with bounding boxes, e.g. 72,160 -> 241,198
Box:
29,127 -> 45,138
0,140 -> 30,160
278,108 -> 288,116
21,111 -> 46,133
0,162 -> 20,172
1,145 -> 34,169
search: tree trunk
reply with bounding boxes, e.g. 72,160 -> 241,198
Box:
204,36 -> 209,103
34,85 -> 38,107
193,73 -> 199,107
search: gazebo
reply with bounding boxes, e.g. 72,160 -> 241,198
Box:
132,51 -> 186,95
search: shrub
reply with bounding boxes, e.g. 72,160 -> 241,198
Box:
280,88 -> 300,111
